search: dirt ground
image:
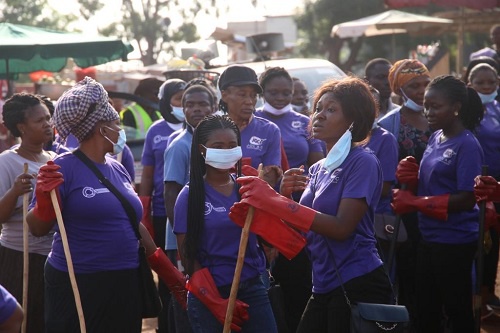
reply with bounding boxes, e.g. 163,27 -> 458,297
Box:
142,264 -> 500,333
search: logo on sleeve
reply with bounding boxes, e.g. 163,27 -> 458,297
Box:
291,121 -> 303,130
247,136 -> 266,151
330,168 -> 343,183
438,148 -> 456,165
153,135 -> 170,144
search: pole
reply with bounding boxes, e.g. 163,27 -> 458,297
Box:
21,163 -> 29,333
474,165 -> 488,333
51,190 -> 87,333
223,164 -> 264,333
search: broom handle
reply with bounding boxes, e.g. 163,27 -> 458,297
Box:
51,190 -> 86,333
21,163 -> 29,333
223,164 -> 264,333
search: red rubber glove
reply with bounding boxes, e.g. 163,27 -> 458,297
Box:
392,189 -> 449,221
229,202 -> 306,260
139,196 -> 155,239
147,248 -> 187,309
396,156 -> 419,193
236,176 -> 316,232
33,161 -> 64,222
474,176 -> 500,202
186,268 -> 249,331
485,201 -> 500,233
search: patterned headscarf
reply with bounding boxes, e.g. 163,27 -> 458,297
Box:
53,77 -> 118,142
388,59 -> 430,96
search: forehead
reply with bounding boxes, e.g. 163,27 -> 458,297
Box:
25,103 -> 50,117
184,90 -> 212,102
404,75 -> 431,87
226,85 -> 258,94
206,128 -> 237,142
318,91 -> 338,104
471,68 -> 498,79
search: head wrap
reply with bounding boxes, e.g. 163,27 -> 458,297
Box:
53,76 -> 118,142
158,79 -> 187,123
388,59 -> 430,96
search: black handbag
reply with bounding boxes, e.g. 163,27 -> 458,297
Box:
73,149 -> 162,318
374,213 -> 407,243
328,245 -> 409,333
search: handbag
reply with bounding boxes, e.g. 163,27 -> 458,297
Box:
328,245 -> 409,333
73,149 -> 162,318
374,213 -> 407,243
267,271 -> 290,333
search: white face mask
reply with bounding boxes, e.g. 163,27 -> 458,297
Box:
477,91 -> 498,105
202,146 -> 243,170
102,126 -> 127,155
401,89 -> 424,112
323,124 -> 353,173
291,103 -> 308,113
171,105 -> 185,122
263,102 -> 292,116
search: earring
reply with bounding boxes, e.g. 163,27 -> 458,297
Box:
454,111 -> 459,116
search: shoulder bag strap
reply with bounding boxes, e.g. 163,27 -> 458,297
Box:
73,149 -> 141,241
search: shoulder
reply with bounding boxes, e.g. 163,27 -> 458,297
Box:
378,106 -> 401,124
252,116 -> 280,132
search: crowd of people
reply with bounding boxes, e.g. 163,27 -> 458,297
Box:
1,24 -> 500,333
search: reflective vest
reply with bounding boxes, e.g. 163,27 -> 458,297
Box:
120,103 -> 161,138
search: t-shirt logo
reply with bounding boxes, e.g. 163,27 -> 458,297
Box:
153,135 -> 170,144
247,136 -> 266,151
330,168 -> 343,184
204,202 -> 227,215
82,186 -> 109,198
439,148 -> 456,165
291,121 -> 303,130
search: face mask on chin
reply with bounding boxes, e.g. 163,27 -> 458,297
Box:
477,91 -> 498,105
263,102 -> 292,116
401,89 -> 424,112
323,123 -> 353,173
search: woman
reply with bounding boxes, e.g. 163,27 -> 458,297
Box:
174,114 -> 278,333
254,66 -> 324,332
0,93 -> 56,333
468,63 -> 500,313
291,77 -> 310,115
218,65 -> 282,187
392,75 -> 484,332
138,78 -> 186,333
233,77 -> 392,332
26,77 -> 187,333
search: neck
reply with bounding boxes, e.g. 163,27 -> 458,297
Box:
231,114 -> 252,131
79,140 -> 108,164
379,98 -> 390,115
205,169 -> 233,187
441,122 -> 465,140
401,105 -> 423,116
19,141 -> 44,154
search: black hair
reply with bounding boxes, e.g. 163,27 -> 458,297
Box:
311,76 -> 375,144
426,75 -> 484,131
37,95 -> 55,116
468,63 -> 498,83
182,84 -> 215,108
134,77 -> 163,96
185,78 -> 218,106
2,93 -> 43,137
258,67 -> 293,92
182,114 -> 241,274
364,58 -> 392,77
462,56 -> 499,84
158,79 -> 186,124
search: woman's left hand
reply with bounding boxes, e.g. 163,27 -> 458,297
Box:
280,167 -> 308,198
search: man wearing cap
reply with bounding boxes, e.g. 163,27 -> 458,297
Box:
218,65 -> 282,186
120,77 -> 164,140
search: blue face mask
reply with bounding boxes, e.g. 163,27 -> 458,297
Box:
171,105 -> 185,122
102,126 -> 127,155
401,89 -> 424,112
323,124 -> 353,173
202,146 -> 242,170
477,91 -> 498,105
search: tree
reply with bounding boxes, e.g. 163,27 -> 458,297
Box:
295,0 -> 386,72
0,0 -> 78,30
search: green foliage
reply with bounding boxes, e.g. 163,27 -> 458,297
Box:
0,0 -> 77,30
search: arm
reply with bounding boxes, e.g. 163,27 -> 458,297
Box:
164,182 -> 183,227
138,165 -> 154,197
0,302 -> 23,333
26,210 -> 56,237
381,181 -> 393,198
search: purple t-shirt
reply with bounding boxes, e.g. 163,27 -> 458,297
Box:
0,284 -> 17,324
418,129 -> 483,244
254,110 -> 323,169
363,127 -> 398,214
240,116 -> 282,169
300,147 -> 383,294
42,152 -> 142,273
173,179 -> 266,287
475,101 -> 500,178
141,120 -> 182,215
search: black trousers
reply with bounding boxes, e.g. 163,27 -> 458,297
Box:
416,241 -> 476,333
44,262 -> 141,333
296,266 -> 392,333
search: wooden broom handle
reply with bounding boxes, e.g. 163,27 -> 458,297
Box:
21,163 -> 29,333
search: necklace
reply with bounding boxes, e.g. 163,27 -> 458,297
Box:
207,177 -> 233,187
18,146 -> 44,163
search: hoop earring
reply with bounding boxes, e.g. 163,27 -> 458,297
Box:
454,111 -> 458,116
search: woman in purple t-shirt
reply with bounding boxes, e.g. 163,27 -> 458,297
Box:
234,77 -> 393,332
392,75 -> 484,332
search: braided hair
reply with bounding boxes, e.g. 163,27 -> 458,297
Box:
258,66 -> 292,92
2,93 -> 44,137
182,114 -> 242,274
426,75 -> 484,131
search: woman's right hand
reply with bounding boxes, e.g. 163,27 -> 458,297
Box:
12,172 -> 35,196
279,167 -> 308,198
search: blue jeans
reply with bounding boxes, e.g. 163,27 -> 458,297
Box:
187,276 -> 277,333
